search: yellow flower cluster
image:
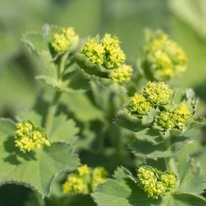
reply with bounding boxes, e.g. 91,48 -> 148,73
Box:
129,94 -> 152,115
14,121 -> 51,153
143,81 -> 173,105
143,30 -> 187,80
92,167 -> 109,188
62,165 -> 108,194
52,27 -> 79,52
161,172 -> 178,188
109,64 -> 133,83
81,38 -> 105,64
137,166 -> 177,199
81,33 -> 126,69
156,103 -> 191,129
101,33 -> 126,68
62,174 -> 87,194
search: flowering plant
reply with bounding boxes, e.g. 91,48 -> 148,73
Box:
0,25 -> 205,206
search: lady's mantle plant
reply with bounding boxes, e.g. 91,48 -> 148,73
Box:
0,25 -> 205,206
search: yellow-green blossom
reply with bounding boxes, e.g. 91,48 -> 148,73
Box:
62,174 -> 87,194
92,167 -> 108,189
52,27 -> 79,52
173,103 -> 191,128
161,172 -> 177,189
101,33 -> 126,68
137,166 -> 166,199
14,121 -> 51,153
143,81 -> 173,105
129,94 -> 153,115
137,166 -> 177,199
156,103 -> 191,129
81,38 -> 105,64
77,164 -> 90,176
143,30 -> 187,80
109,64 -> 133,83
62,165 -> 109,194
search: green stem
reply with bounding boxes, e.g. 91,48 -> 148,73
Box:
164,138 -> 177,174
45,90 -> 62,135
59,51 -> 70,79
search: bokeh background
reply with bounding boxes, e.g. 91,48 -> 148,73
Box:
1,0 -> 206,205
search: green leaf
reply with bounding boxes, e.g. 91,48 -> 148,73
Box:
92,167 -> 161,206
35,75 -> 58,89
129,140 -> 172,159
175,153 -> 206,194
173,193 -> 206,206
22,32 -> 46,56
49,114 -> 79,144
142,108 -> 159,125
115,109 -> 145,132
61,92 -> 103,121
36,69 -> 90,93
134,128 -> 162,145
161,193 -> 206,206
0,119 -> 80,197
76,54 -> 127,94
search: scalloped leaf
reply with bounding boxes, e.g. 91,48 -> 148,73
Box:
0,119 -> 80,197
141,108 -> 159,125
36,69 -> 90,93
175,152 -> 206,194
49,114 -> 79,144
92,167 -> 161,206
76,53 -> 108,78
173,193 -> 206,206
76,54 -> 127,94
129,140 -> 172,159
22,32 -> 46,56
93,167 -> 206,206
115,109 -> 145,132
134,128 -> 162,145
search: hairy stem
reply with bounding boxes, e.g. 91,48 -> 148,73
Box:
45,90 -> 62,135
164,138 -> 177,174
59,50 -> 70,78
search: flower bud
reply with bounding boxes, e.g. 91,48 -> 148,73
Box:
14,121 -> 51,153
52,27 -> 79,52
142,30 -> 187,80
143,81 -> 173,105
109,64 -> 133,83
101,33 -> 126,68
81,38 -> 105,64
129,94 -> 152,115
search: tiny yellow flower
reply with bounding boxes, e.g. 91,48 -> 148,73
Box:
14,121 -> 51,153
156,103 -> 191,130
52,27 -> 79,52
109,64 -> 133,83
92,167 -> 108,189
129,94 -> 153,115
101,33 -> 126,68
143,81 -> 173,105
62,174 -> 87,194
143,30 -> 187,80
81,38 -> 105,65
137,166 -> 177,199
77,164 -> 90,176
161,172 -> 177,189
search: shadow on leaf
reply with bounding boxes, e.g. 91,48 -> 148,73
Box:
3,136 -> 37,165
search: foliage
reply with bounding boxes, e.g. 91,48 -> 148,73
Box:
1,4 -> 206,205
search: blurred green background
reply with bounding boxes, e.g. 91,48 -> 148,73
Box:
1,0 -> 206,205
1,0 -> 206,117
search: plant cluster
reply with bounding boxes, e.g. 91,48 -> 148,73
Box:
0,25 -> 205,206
